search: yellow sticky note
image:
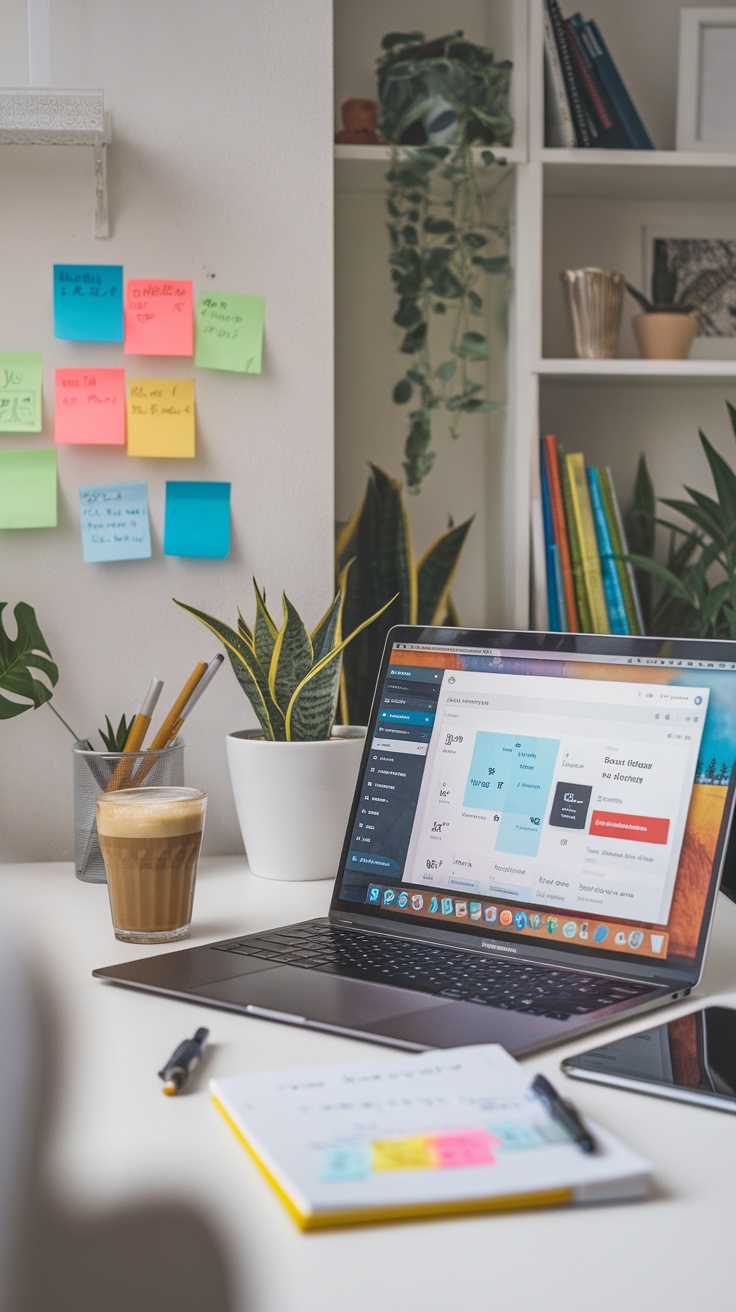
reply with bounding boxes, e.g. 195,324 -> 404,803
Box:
126,379 -> 195,458
371,1136 -> 435,1172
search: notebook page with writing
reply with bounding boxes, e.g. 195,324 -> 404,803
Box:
211,1044 -> 651,1229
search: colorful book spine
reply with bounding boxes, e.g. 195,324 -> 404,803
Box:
543,435 -> 578,631
600,466 -> 645,635
545,0 -> 591,147
543,7 -> 576,148
564,20 -> 631,150
530,497 -> 549,631
577,18 -> 654,150
560,456 -> 592,633
552,547 -> 568,632
586,467 -> 629,634
540,444 -> 560,630
565,453 -> 610,633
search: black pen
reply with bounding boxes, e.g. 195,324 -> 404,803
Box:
159,1027 -> 209,1096
531,1073 -> 596,1153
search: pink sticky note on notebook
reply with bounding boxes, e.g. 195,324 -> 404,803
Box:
124,279 -> 193,356
54,368 -> 126,445
431,1130 -> 498,1169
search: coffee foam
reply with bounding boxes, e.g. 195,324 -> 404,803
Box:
96,792 -> 205,838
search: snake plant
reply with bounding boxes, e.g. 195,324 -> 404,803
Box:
337,464 -> 473,725
175,578 -> 392,741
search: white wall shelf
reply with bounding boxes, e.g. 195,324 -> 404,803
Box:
335,144 -> 525,194
537,359 -> 736,382
541,150 -> 736,201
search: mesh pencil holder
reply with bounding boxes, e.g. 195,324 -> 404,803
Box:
73,741 -> 185,883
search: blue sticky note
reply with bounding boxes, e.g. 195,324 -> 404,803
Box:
54,265 -> 124,342
319,1146 -> 371,1183
78,482 -> 151,563
164,481 -> 231,558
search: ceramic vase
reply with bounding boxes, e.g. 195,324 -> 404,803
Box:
561,267 -> 624,359
225,726 -> 366,881
632,312 -> 698,360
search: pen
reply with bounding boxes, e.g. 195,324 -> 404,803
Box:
132,660 -> 208,785
161,654 -> 225,747
159,1026 -> 209,1096
106,677 -> 164,792
531,1073 -> 596,1153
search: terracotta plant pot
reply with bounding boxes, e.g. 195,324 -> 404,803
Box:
225,726 -> 366,881
632,313 -> 698,360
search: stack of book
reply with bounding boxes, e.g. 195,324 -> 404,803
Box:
543,3 -> 654,149
538,434 -> 645,635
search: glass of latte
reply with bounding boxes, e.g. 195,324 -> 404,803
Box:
96,786 -> 207,943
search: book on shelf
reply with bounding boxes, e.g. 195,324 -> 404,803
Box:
543,6 -> 654,150
537,438 -> 644,636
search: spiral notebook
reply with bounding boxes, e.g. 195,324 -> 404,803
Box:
211,1044 -> 651,1230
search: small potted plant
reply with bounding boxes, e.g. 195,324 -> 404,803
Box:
625,242 -> 700,360
175,578 -> 391,882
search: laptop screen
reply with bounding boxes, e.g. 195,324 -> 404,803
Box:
332,629 -> 736,978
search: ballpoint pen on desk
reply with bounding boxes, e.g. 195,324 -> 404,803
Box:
532,1073 -> 596,1153
159,1027 -> 209,1095
132,655 -> 224,786
106,677 -> 164,792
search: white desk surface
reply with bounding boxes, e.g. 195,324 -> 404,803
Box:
2,857 -> 736,1312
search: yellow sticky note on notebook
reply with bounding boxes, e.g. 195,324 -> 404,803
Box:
371,1136 -> 435,1172
126,379 -> 195,458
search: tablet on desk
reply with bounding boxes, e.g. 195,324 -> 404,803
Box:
562,1005 -> 736,1112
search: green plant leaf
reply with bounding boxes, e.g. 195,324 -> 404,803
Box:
660,496 -> 728,546
625,282 -> 653,314
0,601 -> 58,720
435,359 -> 457,381
174,599 -> 283,740
381,31 -> 425,50
423,216 -> 455,234
456,330 -> 489,360
393,377 -> 413,404
699,429 -> 736,522
268,594 -> 314,714
471,255 -> 509,274
417,517 -> 474,622
253,581 -> 278,674
393,298 -> 422,329
400,322 -> 427,353
310,588 -> 344,661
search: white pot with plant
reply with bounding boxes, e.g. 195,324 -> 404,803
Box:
176,579 -> 391,881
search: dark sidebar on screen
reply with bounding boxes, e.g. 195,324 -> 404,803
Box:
338,662 -> 443,903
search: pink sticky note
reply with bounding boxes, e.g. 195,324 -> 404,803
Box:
431,1130 -> 498,1169
54,369 -> 126,445
124,279 -> 193,356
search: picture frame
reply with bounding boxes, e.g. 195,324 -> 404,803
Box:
676,8 -> 736,151
641,224 -> 736,359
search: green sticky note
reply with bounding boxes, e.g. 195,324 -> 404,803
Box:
195,292 -> 266,373
0,448 -> 57,528
0,352 -> 42,432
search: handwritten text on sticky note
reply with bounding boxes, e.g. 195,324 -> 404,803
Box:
195,292 -> 266,373
0,352 -> 42,432
124,280 -> 193,356
319,1147 -> 371,1183
163,481 -> 230,558
371,1137 -> 436,1172
78,482 -> 151,562
53,265 -> 124,341
0,448 -> 57,528
55,369 -> 126,445
126,380 -> 195,458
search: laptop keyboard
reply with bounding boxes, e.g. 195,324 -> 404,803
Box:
213,922 -> 654,1021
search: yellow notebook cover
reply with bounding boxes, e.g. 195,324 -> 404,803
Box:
211,1045 -> 650,1230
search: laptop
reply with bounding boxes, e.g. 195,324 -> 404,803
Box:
94,625 -> 736,1056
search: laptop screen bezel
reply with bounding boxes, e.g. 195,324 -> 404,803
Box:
329,624 -> 736,988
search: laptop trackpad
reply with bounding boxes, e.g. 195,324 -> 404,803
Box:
193,966 -> 446,1027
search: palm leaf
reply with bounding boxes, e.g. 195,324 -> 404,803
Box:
699,429 -> 736,523
269,594 -> 314,714
417,516 -> 474,623
0,601 -> 58,719
173,598 -> 283,739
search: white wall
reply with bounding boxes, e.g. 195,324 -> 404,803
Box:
0,0 -> 335,861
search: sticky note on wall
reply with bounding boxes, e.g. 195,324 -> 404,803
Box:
0,352 -> 42,432
124,280 -> 194,356
55,369 -> 126,445
0,448 -> 57,528
126,380 -> 195,457
164,481 -> 230,558
78,482 -> 151,562
195,292 -> 266,373
53,265 -> 124,342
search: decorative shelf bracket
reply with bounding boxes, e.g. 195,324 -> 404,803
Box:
0,89 -> 112,237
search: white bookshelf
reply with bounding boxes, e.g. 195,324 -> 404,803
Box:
334,0 -> 736,631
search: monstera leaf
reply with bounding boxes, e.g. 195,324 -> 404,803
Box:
0,602 -> 58,719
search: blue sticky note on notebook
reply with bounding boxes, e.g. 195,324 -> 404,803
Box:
164,481 -> 231,558
54,265 -> 124,342
79,482 -> 151,562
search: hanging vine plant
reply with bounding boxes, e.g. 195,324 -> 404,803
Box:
377,32 -> 513,491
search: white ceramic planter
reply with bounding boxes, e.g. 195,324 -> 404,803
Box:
225,726 -> 367,881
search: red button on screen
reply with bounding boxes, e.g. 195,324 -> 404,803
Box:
589,811 -> 670,845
